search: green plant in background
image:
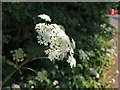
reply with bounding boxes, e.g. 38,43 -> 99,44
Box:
35,70 -> 48,82
10,48 -> 26,62
2,47 -> 46,87
2,2 -> 117,89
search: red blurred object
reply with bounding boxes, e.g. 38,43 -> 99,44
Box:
109,9 -> 117,15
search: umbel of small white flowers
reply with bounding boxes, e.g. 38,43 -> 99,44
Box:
35,14 -> 76,68
38,14 -> 51,25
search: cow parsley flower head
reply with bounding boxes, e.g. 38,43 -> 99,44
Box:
35,14 -> 76,68
11,84 -> 20,89
38,14 -> 51,22
79,49 -> 89,60
53,80 -> 59,85
87,68 -> 99,78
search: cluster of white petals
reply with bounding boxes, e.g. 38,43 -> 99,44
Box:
79,49 -> 89,60
53,80 -> 59,85
38,14 -> 51,22
35,14 -> 76,68
87,68 -> 99,78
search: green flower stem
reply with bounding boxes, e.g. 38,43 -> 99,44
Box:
16,62 -> 22,74
22,67 -> 37,74
2,66 -> 18,86
2,56 -> 47,86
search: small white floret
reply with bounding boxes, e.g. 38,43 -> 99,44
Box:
38,14 -> 51,22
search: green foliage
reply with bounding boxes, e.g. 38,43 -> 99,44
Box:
2,2 -> 117,89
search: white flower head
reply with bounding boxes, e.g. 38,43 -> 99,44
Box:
38,14 -> 51,22
96,73 -> 100,78
31,85 -> 34,89
53,80 -> 59,85
87,68 -> 99,78
116,70 -> 119,74
28,80 -> 33,84
11,84 -> 20,89
35,14 -> 76,68
79,49 -> 89,60
111,78 -> 115,83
